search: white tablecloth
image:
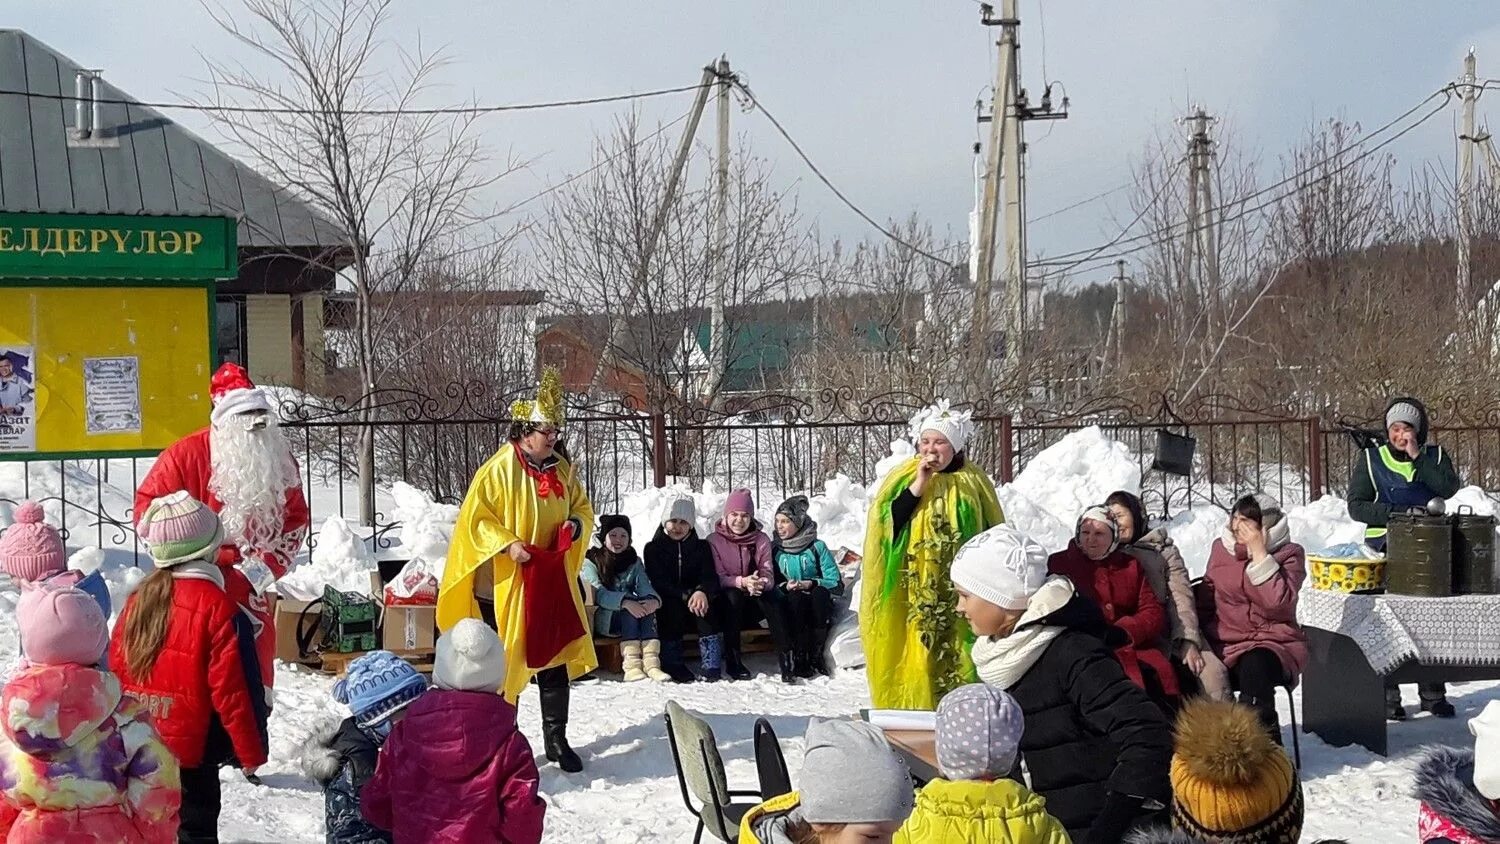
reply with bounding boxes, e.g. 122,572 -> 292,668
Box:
1298,588 -> 1500,674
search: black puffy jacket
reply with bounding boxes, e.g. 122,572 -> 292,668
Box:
1009,592 -> 1173,841
300,717 -> 392,844
644,526 -> 719,600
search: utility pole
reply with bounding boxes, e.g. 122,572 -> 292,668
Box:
1182,107 -> 1220,329
973,2 -> 1066,387
704,56 -> 732,405
1458,49 -> 1479,314
1111,259 -> 1127,371
590,63 -> 720,398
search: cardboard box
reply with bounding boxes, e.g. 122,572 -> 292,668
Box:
369,572 -> 437,653
274,593 -> 324,664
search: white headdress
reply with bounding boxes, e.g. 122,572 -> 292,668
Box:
909,399 -> 975,454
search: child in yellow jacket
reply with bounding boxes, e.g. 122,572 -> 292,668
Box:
896,683 -> 1071,844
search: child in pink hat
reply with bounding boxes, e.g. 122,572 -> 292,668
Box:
0,584 -> 180,841
0,501 -> 66,583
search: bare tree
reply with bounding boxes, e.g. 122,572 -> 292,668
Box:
199,0 -> 517,524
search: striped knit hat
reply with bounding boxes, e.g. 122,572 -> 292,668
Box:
137,491 -> 226,567
334,650 -> 428,727
1170,699 -> 1304,843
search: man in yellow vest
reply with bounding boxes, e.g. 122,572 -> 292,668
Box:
1347,397 -> 1462,721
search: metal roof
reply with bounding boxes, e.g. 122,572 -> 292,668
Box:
0,29 -> 347,250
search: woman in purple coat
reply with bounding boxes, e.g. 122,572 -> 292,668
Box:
1197,493 -> 1308,742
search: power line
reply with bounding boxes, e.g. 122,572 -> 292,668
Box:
1027,182 -> 1131,224
1031,87 -> 1456,274
0,82 -> 713,117
728,79 -> 960,266
1031,157 -> 1184,277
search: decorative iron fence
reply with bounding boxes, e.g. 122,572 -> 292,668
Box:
8,387 -> 1500,559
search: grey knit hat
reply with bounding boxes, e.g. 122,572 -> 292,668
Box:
799,719 -> 914,824
936,684 -> 1025,781
1386,400 -> 1423,434
662,494 -> 696,527
776,495 -> 811,531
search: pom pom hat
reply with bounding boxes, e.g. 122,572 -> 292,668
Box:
0,500 -> 66,582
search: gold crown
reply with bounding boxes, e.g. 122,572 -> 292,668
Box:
511,366 -> 566,427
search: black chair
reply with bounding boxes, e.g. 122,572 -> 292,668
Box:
753,718 -> 792,801
664,701 -> 763,843
1281,682 -> 1302,771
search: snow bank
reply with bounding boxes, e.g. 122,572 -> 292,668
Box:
389,482 -> 459,580
1162,506 -> 1230,577
996,426 -> 1141,552
278,518 -> 377,600
1287,495 -> 1366,553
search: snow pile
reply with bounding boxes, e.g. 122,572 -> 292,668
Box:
389,482 -> 459,579
1288,495 -> 1365,553
872,437 -> 915,483
803,474 -> 868,553
1161,506 -> 1229,577
998,426 -> 1141,552
277,518 -> 377,600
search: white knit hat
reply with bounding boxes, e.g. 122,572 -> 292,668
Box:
909,399 -> 975,454
950,524 -> 1049,611
434,618 -> 507,692
1471,700 -> 1500,800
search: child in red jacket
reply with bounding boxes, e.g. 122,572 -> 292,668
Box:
363,618 -> 545,844
110,491 -> 268,842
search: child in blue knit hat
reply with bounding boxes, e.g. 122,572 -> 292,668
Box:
300,650 -> 427,844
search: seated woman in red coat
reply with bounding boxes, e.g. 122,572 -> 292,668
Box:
1197,493 -> 1307,742
1047,505 -> 1178,704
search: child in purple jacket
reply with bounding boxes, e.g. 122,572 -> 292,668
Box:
362,619 -> 545,844
706,489 -> 793,682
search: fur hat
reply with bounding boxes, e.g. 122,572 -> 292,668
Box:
334,650 -> 427,727
210,362 -> 273,428
1170,699 -> 1304,843
1471,700 -> 1500,800
0,501 -> 66,583
950,524 -> 1050,611
597,514 -> 632,545
434,618 -> 507,692
17,582 -> 109,666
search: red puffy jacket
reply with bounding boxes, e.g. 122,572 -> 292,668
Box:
108,563 -> 269,770
362,689 -> 545,844
1048,542 -> 1179,698
134,427 -> 311,691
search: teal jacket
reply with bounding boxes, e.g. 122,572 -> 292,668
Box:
581,550 -> 660,635
772,540 -> 839,591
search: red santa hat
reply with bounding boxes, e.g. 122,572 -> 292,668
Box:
210,362 -> 273,428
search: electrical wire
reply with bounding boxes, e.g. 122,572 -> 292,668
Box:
1030,86 -> 1456,273
1030,157 -> 1184,277
729,79 -> 959,266
0,82 -> 714,117
1027,183 -> 1131,224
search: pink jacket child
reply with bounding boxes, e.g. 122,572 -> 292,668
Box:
0,582 -> 180,843
707,488 -> 773,589
1198,504 -> 1309,681
363,619 -> 544,844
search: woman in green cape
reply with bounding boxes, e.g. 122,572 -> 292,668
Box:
861,401 -> 1004,709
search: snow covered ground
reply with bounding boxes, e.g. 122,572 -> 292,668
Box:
3,424 -> 1500,841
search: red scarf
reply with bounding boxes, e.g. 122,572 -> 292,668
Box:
513,443 -> 564,499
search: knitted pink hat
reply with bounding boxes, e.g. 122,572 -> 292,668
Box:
17,582 -> 109,666
0,501 -> 67,583
137,491 -> 226,567
724,488 -> 755,518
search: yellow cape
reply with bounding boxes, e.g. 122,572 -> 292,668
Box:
860,456 -> 1004,709
437,445 -> 597,700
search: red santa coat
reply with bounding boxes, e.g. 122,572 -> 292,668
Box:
134,427 -> 311,691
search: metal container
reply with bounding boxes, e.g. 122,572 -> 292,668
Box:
1452,506 -> 1497,595
1385,510 -> 1453,597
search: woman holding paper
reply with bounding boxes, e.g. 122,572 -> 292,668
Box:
861,400 -> 1004,710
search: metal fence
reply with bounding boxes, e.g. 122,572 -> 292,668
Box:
8,388 -> 1500,556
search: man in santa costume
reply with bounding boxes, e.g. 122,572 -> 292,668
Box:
134,362 -> 310,711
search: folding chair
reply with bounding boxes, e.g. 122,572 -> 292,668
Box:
664,701 -> 763,843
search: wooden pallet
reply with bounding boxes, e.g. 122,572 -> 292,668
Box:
318,648 -> 436,677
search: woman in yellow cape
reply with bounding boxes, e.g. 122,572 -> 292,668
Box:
437,367 -> 596,772
861,401 -> 1004,710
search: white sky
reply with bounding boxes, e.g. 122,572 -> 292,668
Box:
10,1 -> 1500,288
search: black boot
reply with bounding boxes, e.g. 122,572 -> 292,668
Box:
659,639 -> 697,684
538,669 -> 583,773
1385,686 -> 1407,722
793,650 -> 816,680
1421,697 -> 1457,718
725,648 -> 752,681
779,651 -> 798,684
809,650 -> 832,678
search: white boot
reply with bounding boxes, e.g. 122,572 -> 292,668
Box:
621,640 -> 647,682
641,639 -> 672,682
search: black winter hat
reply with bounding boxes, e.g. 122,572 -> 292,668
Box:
776,495 -> 811,530
596,514 -> 632,543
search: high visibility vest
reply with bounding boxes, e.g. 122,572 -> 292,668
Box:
1362,444 -> 1443,550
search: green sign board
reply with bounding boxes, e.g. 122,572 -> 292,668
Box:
0,212 -> 237,281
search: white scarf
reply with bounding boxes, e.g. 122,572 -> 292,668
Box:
971,576 -> 1075,690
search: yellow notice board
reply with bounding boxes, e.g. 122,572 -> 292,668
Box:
0,286 -> 211,458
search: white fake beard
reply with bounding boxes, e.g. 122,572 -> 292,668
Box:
209,418 -> 301,554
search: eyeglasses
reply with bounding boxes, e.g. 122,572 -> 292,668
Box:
534,427 -> 563,439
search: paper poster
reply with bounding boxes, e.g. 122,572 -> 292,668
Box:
0,347 -> 37,452
84,356 -> 142,436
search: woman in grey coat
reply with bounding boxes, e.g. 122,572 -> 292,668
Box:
1106,491 -> 1229,700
